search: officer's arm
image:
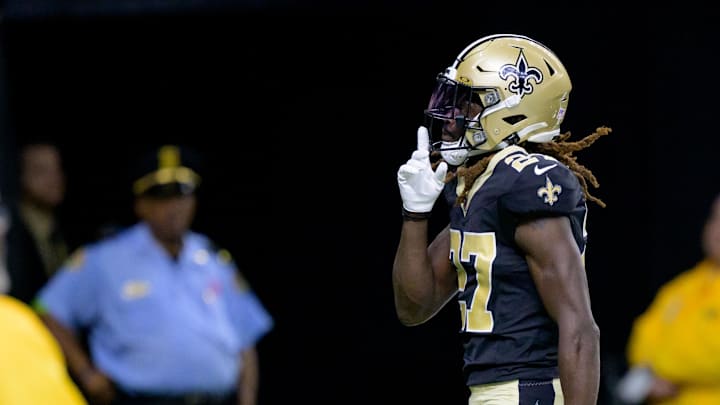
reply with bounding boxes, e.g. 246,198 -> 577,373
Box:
39,313 -> 92,379
237,346 -> 259,405
516,215 -> 600,405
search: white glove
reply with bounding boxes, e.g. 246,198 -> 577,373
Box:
615,366 -> 654,404
397,126 -> 448,213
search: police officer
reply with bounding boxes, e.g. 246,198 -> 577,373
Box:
34,144 -> 273,405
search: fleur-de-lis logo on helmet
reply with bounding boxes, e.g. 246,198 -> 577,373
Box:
537,175 -> 562,206
499,49 -> 543,98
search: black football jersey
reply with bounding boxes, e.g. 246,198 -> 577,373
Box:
442,145 -> 588,386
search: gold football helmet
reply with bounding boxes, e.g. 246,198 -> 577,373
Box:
426,34 -> 571,165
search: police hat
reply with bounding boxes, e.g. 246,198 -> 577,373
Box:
132,144 -> 202,198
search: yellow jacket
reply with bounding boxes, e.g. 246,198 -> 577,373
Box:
0,295 -> 87,405
627,259 -> 720,404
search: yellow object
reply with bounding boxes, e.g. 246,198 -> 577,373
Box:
0,295 -> 87,405
627,259 -> 720,404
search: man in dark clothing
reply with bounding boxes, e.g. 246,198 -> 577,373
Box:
6,141 -> 68,303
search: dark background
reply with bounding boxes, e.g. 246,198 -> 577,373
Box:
0,2 -> 717,404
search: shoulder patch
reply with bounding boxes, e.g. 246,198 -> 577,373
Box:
64,248 -> 86,271
217,249 -> 234,265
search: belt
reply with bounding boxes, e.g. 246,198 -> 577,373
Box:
116,389 -> 234,405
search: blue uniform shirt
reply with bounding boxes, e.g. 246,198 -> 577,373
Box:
37,222 -> 273,395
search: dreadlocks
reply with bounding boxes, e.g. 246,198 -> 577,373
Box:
447,126 -> 612,208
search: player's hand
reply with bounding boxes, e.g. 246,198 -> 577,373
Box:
397,126 -> 448,213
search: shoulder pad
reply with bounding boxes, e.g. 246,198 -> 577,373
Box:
499,152 -> 583,215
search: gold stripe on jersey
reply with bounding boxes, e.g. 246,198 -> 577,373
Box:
459,145 -> 527,216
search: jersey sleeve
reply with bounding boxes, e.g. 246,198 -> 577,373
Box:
34,246 -> 102,331
498,155 -> 584,217
215,249 -> 274,350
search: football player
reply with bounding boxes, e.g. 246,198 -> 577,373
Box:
393,34 -> 610,405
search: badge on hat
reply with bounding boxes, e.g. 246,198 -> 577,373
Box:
132,145 -> 202,198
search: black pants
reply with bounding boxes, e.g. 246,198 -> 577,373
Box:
113,389 -> 235,405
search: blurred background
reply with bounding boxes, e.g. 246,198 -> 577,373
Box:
0,1 -> 716,404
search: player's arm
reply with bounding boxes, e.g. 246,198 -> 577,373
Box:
516,215 -> 600,405
393,223 -> 457,326
393,126 -> 455,326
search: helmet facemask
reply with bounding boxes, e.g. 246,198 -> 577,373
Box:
425,74 -> 493,166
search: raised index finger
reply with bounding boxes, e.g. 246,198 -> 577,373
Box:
417,126 -> 430,152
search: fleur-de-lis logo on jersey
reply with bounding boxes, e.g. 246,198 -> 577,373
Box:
537,175 -> 562,206
499,49 -> 543,98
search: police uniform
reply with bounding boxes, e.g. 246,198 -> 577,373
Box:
444,145 -> 587,404
35,145 -> 273,403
